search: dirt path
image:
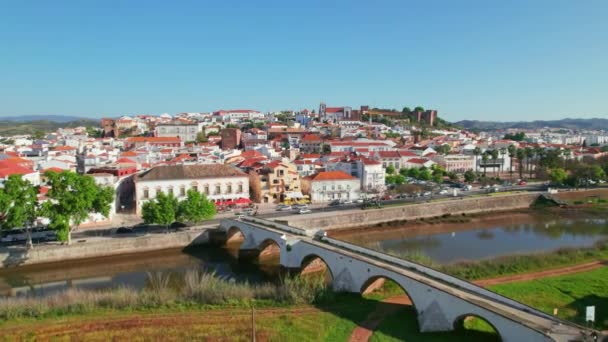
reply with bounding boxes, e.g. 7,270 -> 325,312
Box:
472,260 -> 607,287
347,260 -> 607,342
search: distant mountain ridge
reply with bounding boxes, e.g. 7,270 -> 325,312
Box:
0,115 -> 89,122
454,118 -> 608,131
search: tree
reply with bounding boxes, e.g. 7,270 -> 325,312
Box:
177,190 -> 216,224
435,144 -> 451,155
504,132 -> 526,141
432,172 -> 444,184
473,147 -> 482,173
464,170 -> 476,183
248,171 -> 263,203
0,175 -> 39,249
481,152 -> 489,177
32,130 -> 46,140
142,191 -> 178,232
322,144 -> 331,155
507,144 -> 516,178
414,106 -> 425,112
407,168 -> 420,179
525,147 -> 535,178
419,168 -> 432,181
550,168 -> 567,185
196,131 -> 208,143
385,165 -> 396,175
516,148 -> 526,179
42,171 -> 114,245
490,149 -> 499,176
401,107 -> 412,114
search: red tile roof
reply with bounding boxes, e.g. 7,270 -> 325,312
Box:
310,171 -> 355,181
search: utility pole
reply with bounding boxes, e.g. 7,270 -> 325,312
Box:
251,306 -> 256,342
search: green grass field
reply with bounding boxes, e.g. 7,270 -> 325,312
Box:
489,266 -> 608,330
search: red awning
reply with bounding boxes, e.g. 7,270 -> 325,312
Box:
235,198 -> 251,204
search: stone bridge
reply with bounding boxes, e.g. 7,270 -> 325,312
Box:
219,217 -> 602,342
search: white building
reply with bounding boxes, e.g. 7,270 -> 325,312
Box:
309,171 -> 360,203
135,164 -> 249,215
155,122 -> 204,143
432,154 -> 475,173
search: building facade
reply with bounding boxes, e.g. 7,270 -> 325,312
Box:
309,171 -> 360,203
135,164 -> 249,215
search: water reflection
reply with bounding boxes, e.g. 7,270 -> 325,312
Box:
0,245 -> 281,298
356,214 -> 608,264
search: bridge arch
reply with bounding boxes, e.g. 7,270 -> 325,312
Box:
226,226 -> 245,245
298,254 -> 334,284
257,238 -> 282,262
453,313 -> 502,341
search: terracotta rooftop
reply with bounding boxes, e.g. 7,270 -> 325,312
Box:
310,170 -> 356,181
138,164 -> 246,181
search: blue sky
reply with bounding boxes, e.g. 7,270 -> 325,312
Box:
1,0 -> 606,121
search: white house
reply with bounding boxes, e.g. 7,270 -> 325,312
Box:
309,171 -> 360,203
135,164 -> 249,215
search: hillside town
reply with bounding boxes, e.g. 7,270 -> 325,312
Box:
0,104 -> 607,228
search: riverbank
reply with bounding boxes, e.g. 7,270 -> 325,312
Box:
286,192 -> 541,230
0,227 -> 210,269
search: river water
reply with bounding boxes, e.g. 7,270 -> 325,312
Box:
1,210 -> 607,297
340,210 -> 608,264
0,245 -> 280,298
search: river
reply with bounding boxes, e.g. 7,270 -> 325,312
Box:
2,209 -> 607,297
0,244 -> 280,298
337,209 -> 608,264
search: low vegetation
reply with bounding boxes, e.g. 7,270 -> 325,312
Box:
443,241 -> 608,280
0,271 -> 331,321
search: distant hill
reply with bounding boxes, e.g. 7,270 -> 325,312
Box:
0,115 -> 90,123
0,118 -> 99,137
454,118 -> 608,131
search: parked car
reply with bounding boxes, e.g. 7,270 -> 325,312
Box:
438,189 -> 449,195
276,205 -> 292,211
292,204 -> 308,209
116,227 -> 134,234
341,199 -> 353,204
1,227 -> 56,243
329,200 -> 341,206
518,180 -> 527,186
243,208 -> 256,215
298,208 -> 312,214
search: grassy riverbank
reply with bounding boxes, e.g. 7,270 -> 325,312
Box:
444,241 -> 608,280
0,270 -> 332,321
490,266 -> 608,330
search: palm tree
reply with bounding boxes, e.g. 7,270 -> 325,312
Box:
481,152 -> 489,178
499,147 -> 507,177
507,144 -> 516,179
490,149 -> 499,176
516,148 -> 525,179
473,147 -> 482,173
524,147 -> 534,178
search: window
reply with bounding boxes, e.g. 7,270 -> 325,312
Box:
322,185 -> 326,191
204,185 -> 209,195
143,189 -> 149,199
237,184 -> 243,193
338,184 -> 342,190
227,184 -> 232,194
215,185 -> 221,194
168,187 -> 174,196
180,187 -> 186,197
192,185 -> 198,192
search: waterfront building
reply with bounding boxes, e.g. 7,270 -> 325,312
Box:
134,164 -> 249,215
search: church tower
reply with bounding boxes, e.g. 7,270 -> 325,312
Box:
319,102 -> 327,121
